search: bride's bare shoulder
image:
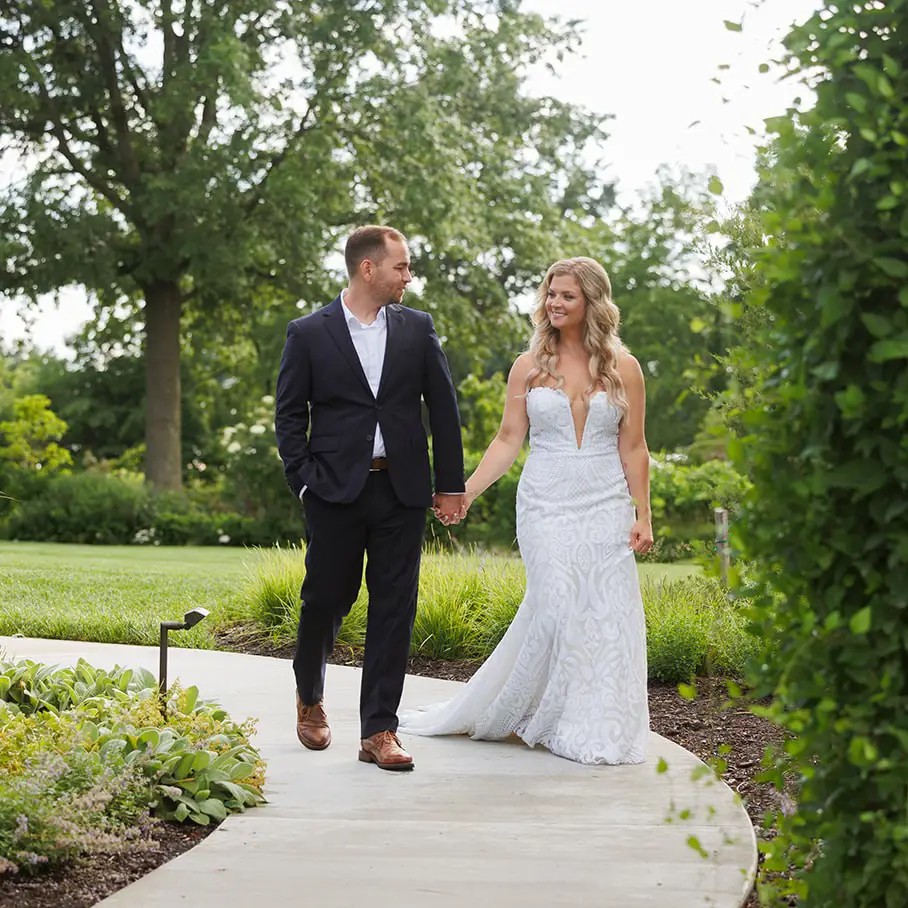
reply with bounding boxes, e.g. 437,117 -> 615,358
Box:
509,351 -> 536,380
503,352 -> 536,398
616,351 -> 644,382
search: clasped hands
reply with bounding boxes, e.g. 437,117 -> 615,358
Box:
432,492 -> 471,526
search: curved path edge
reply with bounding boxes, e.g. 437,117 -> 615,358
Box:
1,637 -> 757,908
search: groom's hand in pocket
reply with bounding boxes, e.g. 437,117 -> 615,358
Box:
433,493 -> 465,526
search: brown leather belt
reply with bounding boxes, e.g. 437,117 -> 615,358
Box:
369,457 -> 389,471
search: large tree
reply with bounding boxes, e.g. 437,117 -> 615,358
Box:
0,0 -> 609,488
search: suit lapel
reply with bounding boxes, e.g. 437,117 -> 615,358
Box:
377,304 -> 405,399
321,296 -> 372,396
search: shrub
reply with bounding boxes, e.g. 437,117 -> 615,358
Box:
0,746 -> 153,876
151,509 -> 224,545
2,468 -> 302,547
229,544 -> 307,635
0,658 -> 266,875
218,397 -> 302,525
0,394 -> 72,474
647,454 -> 751,561
6,472 -> 152,543
732,3 -> 908,904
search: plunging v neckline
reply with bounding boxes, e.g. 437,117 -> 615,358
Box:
530,386 -> 602,450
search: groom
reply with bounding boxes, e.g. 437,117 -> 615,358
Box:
274,225 -> 465,771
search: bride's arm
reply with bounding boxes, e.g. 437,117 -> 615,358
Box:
463,354 -> 533,508
617,354 -> 654,554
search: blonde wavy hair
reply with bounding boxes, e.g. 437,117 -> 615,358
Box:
527,257 -> 629,412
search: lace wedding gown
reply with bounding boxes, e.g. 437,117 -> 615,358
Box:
399,387 -> 649,765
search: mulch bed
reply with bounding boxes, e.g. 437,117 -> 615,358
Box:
0,822 -> 212,908
2,624 -> 791,907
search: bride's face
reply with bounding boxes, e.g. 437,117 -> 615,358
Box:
545,275 -> 586,332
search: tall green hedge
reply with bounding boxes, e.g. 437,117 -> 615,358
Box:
735,3 -> 908,905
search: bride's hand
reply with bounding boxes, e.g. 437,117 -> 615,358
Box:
459,488 -> 478,520
629,517 -> 654,554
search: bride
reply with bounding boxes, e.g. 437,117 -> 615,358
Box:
400,256 -> 653,765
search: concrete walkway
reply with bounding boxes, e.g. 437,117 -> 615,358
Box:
1,637 -> 756,907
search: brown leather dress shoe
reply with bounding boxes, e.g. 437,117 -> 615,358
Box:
358,730 -> 414,771
296,694 -> 331,750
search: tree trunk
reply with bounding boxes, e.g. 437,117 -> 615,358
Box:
143,280 -> 183,490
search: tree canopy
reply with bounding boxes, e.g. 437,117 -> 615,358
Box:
1,0 -> 610,488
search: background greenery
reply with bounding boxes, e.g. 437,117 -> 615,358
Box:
0,542 -> 755,684
0,2 -> 744,559
726,1 -> 908,904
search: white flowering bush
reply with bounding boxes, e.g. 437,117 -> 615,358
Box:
219,396 -> 298,525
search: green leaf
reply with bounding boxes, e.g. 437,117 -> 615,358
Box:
723,20 -> 743,32
214,780 -> 253,804
196,798 -> 229,821
678,683 -> 697,701
882,54 -> 901,77
823,462 -> 886,493
173,802 -> 191,822
137,727 -> 160,747
157,784 -> 183,801
707,176 -> 724,195
860,313 -> 891,337
174,753 -> 196,780
834,385 -> 865,416
846,92 -> 867,113
183,686 -> 200,712
873,257 -> 908,279
849,607 -> 872,635
869,337 -> 908,362
228,761 -> 256,781
848,735 -> 878,765
656,757 -> 669,774
686,835 -> 710,859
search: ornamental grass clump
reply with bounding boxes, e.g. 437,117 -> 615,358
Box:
235,545 -> 757,681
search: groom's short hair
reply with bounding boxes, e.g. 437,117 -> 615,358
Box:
345,225 -> 406,277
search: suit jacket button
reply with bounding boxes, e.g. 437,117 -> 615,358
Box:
366,434 -> 374,441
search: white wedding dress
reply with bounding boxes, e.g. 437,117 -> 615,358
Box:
400,386 -> 649,764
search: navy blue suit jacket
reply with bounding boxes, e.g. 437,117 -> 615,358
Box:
274,296 -> 465,507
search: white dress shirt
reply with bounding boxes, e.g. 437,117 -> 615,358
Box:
340,292 -> 387,459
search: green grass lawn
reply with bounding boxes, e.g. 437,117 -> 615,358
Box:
0,542 -> 267,647
0,541 -> 701,651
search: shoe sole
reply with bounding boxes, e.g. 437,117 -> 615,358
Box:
358,750 -> 414,771
298,732 -> 331,751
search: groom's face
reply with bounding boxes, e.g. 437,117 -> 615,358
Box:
367,238 -> 413,305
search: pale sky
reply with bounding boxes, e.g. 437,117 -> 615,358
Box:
0,0 -> 821,355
